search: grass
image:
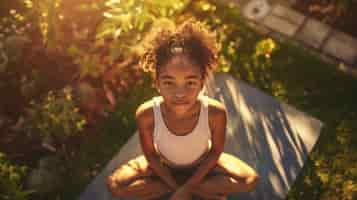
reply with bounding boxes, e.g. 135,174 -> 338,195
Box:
225,25 -> 357,199
273,42 -> 357,199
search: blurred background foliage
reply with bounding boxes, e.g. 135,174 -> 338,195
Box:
0,152 -> 34,200
0,0 -> 356,199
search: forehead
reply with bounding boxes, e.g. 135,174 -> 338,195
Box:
158,55 -> 202,80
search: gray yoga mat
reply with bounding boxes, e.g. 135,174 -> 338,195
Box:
78,72 -> 323,200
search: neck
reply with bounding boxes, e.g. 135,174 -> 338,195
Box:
162,100 -> 200,120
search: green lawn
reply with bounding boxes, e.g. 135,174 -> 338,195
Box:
226,25 -> 357,199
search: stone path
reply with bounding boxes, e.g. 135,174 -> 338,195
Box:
235,0 -> 357,77
78,72 -> 323,200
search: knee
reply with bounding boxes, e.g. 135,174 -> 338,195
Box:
106,175 -> 125,197
246,173 -> 260,191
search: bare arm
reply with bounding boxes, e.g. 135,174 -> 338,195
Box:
136,107 -> 179,191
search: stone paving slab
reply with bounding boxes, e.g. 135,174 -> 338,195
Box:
271,4 -> 305,26
248,1 -> 357,77
242,0 -> 272,21
246,21 -> 272,35
295,18 -> 331,49
233,0 -> 296,8
262,13 -> 299,37
322,30 -> 357,65
78,72 -> 323,200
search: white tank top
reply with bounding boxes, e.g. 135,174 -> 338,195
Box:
152,94 -> 212,168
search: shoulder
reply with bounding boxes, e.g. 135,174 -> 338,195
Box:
206,96 -> 227,118
135,98 -> 157,155
206,96 -> 227,130
135,99 -> 155,130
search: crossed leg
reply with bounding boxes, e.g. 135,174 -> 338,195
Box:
192,152 -> 260,199
106,155 -> 171,199
106,152 -> 259,200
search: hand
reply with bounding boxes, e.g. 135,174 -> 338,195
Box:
169,186 -> 192,200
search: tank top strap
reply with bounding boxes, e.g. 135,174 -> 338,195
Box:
200,95 -> 208,125
151,96 -> 162,127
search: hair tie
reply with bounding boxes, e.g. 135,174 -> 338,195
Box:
170,45 -> 183,54
170,39 -> 184,54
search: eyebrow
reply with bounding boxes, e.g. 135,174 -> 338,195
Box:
160,75 -> 201,80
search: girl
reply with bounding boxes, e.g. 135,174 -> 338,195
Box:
106,20 -> 259,200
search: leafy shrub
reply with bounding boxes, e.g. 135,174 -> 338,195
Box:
24,86 -> 87,160
26,156 -> 63,195
0,152 -> 34,200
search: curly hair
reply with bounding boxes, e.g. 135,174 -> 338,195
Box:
140,20 -> 219,82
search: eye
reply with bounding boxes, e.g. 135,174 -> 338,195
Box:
163,81 -> 173,86
188,81 -> 197,86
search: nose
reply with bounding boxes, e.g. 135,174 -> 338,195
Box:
174,87 -> 186,98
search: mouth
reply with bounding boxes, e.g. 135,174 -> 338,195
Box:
173,101 -> 189,105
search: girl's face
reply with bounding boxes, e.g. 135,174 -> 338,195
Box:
155,55 -> 204,115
